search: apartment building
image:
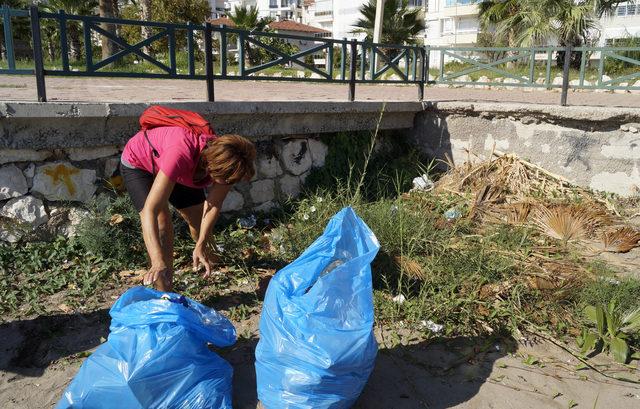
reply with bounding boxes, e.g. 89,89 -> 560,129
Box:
209,0 -> 303,21
424,0 -> 480,46
600,1 -> 640,45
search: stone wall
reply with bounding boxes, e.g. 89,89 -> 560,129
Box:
412,102 -> 640,197
0,136 -> 328,243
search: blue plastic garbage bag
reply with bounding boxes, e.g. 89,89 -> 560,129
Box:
256,207 -> 380,409
56,286 -> 236,409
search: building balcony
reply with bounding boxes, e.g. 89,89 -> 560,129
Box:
442,4 -> 479,17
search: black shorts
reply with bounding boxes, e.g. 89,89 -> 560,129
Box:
120,163 -> 206,212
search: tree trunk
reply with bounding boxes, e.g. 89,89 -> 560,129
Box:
99,0 -> 117,60
140,0 -> 153,55
69,25 -> 82,61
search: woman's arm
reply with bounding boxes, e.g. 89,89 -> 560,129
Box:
193,183 -> 231,276
140,170 -> 175,284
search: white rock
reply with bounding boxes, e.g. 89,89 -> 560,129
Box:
279,174 -> 301,198
412,174 -> 434,191
32,162 -> 96,202
221,190 -> 244,212
389,74 -> 401,81
102,157 -> 120,178
631,80 -> 640,94
307,139 -> 328,168
257,156 -> 283,179
392,294 -> 406,304
0,195 -> 48,227
310,73 -> 322,79
0,165 -> 28,200
67,146 -> 118,161
249,179 -> 275,204
502,77 -> 521,89
621,124 -> 630,132
23,163 -> 35,178
552,76 -> 564,87
281,140 -> 312,176
630,126 -> 639,134
602,75 -> 612,83
475,76 -> 490,89
65,207 -> 91,236
0,149 -> 52,165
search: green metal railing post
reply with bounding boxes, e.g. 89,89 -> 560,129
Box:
349,39 -> 357,101
327,43 -> 333,79
59,9 -> 70,71
369,45 -> 375,80
560,45 -> 572,106
598,50 -> 605,86
360,43 -> 366,80
187,22 -> 195,76
29,6 -> 46,102
3,5 -> 16,71
418,47 -> 426,101
341,38 -> 347,80
83,19 -> 93,72
579,48 -> 587,87
220,26 -> 227,77
238,31 -> 245,77
204,22 -> 214,102
545,48 -> 552,89
168,27 -> 176,75
411,48 -> 417,81
528,47 -> 535,84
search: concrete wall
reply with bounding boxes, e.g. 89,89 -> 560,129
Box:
412,102 -> 640,197
3,100 -> 640,243
0,101 -> 419,242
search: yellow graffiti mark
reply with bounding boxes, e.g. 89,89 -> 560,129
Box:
44,164 -> 80,196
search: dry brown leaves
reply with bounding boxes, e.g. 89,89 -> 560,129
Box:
601,227 -> 640,253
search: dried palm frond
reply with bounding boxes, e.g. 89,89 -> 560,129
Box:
601,227 -> 640,253
532,205 -> 600,242
506,202 -> 533,224
394,255 -> 425,279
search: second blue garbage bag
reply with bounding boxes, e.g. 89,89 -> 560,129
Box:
256,207 -> 380,409
56,286 -> 236,409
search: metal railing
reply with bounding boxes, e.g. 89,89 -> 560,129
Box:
427,45 -> 640,105
2,7 -> 639,105
0,6 -> 427,102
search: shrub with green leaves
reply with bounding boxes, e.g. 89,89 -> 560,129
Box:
577,302 -> 640,363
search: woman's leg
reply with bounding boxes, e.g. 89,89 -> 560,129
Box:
155,204 -> 174,292
176,203 -> 204,241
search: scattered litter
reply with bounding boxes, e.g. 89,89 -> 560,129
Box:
109,214 -> 124,225
302,213 -> 310,221
239,214 -> 257,229
310,205 -> 317,213
421,320 -> 444,334
390,204 -> 399,216
215,244 -> 225,252
392,294 -> 406,304
412,174 -> 434,191
444,208 -> 462,220
604,277 -> 621,285
494,344 -> 501,351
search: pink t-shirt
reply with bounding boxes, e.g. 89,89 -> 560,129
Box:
122,126 -> 216,188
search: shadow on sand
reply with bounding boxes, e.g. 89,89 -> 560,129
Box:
1,306 -> 510,409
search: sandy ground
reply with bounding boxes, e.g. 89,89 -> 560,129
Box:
2,75 -> 640,107
1,277 -> 639,409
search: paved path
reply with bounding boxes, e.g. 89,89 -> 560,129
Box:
2,75 -> 640,107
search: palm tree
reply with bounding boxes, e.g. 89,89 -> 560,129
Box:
227,5 -> 271,31
353,0 -> 425,46
227,5 -> 273,65
478,0 -> 522,48
41,0 -> 98,60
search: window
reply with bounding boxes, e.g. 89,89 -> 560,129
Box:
281,0 -> 287,7
445,0 -> 478,6
407,0 -> 423,6
617,5 -> 627,16
628,4 -> 637,15
315,10 -> 332,17
270,0 -> 278,8
442,18 -> 454,34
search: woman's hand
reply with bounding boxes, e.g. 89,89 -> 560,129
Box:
193,242 -> 219,278
143,263 -> 173,291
